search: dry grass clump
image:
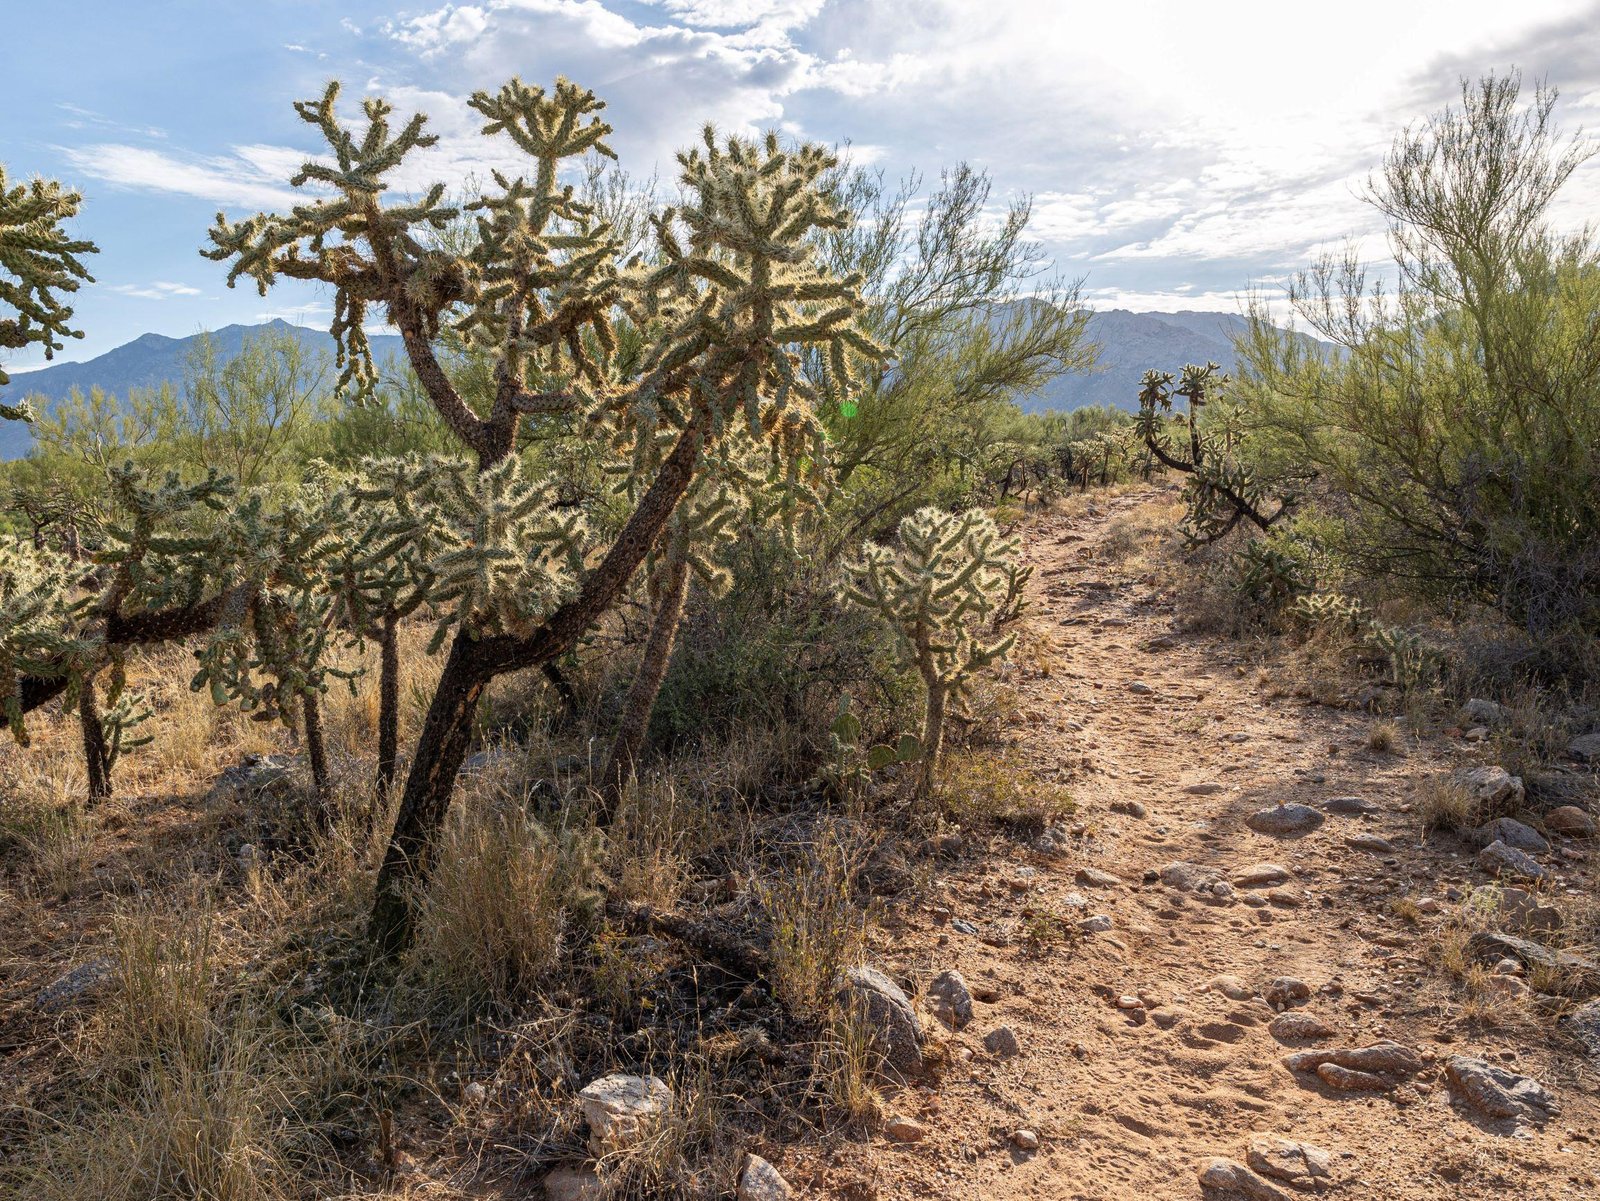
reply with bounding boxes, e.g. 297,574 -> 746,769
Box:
936,746 -> 1075,831
1366,719 -> 1402,754
3,898 -> 352,1201
405,791 -> 603,1022
1417,775 -> 1482,835
754,822 -> 869,1021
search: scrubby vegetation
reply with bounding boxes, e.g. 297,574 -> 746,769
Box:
2,63 -> 1597,1201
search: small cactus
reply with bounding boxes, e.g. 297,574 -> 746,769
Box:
842,507 -> 1021,796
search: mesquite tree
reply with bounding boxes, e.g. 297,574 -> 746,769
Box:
841,507 -> 1023,795
1,165 -> 97,418
205,77 -> 878,953
1135,362 -> 1292,543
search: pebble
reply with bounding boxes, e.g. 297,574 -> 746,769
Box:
1184,781 -> 1226,795
1210,974 -> 1254,1000
884,1116 -> 926,1142
1246,803 -> 1326,836
1268,1012 -> 1336,1042
1345,834 -> 1397,854
983,1026 -> 1021,1058
1232,863 -> 1291,888
1011,1128 -> 1040,1151
1078,914 -> 1113,933
1247,1136 -> 1335,1187
737,1154 -> 792,1201
1110,799 -> 1148,818
1116,994 -> 1141,1009
1265,977 -> 1311,1008
1476,840 -> 1549,881
1472,818 -> 1550,854
1075,866 -> 1121,888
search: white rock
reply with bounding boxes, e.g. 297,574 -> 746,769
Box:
577,1074 -> 674,1155
737,1154 -> 792,1200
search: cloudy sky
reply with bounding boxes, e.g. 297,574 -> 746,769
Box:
5,0 -> 1599,370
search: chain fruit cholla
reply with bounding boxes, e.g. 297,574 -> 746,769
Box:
842,507 -> 1022,795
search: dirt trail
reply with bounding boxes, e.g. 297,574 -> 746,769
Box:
819,488 -> 1599,1201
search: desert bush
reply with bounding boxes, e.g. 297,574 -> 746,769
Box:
1240,73 -> 1600,671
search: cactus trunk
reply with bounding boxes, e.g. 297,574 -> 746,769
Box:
79,677 -> 111,802
919,676 -> 946,797
303,687 -> 331,824
599,551 -> 690,808
375,613 -> 400,807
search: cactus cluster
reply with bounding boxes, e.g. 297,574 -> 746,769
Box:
1135,362 -> 1291,544
841,507 -> 1025,794
0,164 -> 98,412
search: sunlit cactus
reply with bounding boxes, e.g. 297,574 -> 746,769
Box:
842,507 -> 1021,795
204,75 -> 880,952
0,164 -> 98,415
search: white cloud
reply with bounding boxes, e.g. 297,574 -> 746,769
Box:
107,281 -> 202,300
59,143 -> 305,210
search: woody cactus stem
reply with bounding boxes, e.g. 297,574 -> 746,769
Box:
375,613 -> 400,807
599,550 -> 690,807
302,688 -> 331,824
79,676 -> 111,802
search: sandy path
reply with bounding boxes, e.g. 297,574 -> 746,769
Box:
808,488 -> 1600,1201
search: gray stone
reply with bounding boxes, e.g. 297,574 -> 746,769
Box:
1110,799 -> 1148,818
1323,796 -> 1376,815
34,957 -> 116,1013
1128,680 -> 1154,695
1160,861 -> 1221,891
926,969 -> 973,1030
983,1025 -> 1021,1058
1471,818 -> 1549,854
1232,863 -> 1291,888
1461,699 -> 1509,727
1267,1012 -> 1336,1042
737,1154 -> 792,1201
1562,999 -> 1600,1063
1246,804 -> 1325,837
577,1074 -> 674,1155
835,967 -> 925,1077
1460,765 -> 1525,809
1078,914 -> 1113,934
1545,806 -> 1596,838
1246,1136 -> 1334,1187
1265,977 -> 1311,1008
1197,1157 -> 1290,1201
1464,885 -> 1562,934
1185,781 -> 1226,795
1445,1056 -> 1559,1123
1568,731 -> 1600,763
1075,866 -> 1121,888
1209,974 -> 1253,1000
1465,931 -> 1598,991
1476,840 -> 1548,881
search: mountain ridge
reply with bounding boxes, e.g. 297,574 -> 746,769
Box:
0,310 -> 1307,458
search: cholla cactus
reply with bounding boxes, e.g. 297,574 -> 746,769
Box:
1136,362 -> 1292,543
0,165 -> 98,412
842,507 -> 1021,794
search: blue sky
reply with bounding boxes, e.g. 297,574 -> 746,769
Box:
5,0 -> 1599,371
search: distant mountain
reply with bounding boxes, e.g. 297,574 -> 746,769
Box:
0,309 -> 1314,459
1021,308 -> 1291,414
0,319 -> 407,460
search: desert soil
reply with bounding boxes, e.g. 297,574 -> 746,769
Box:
795,487 -> 1599,1201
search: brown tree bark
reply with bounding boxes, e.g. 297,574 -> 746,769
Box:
303,687 -> 332,828
598,551 -> 690,809
79,677 -> 112,803
375,613 -> 400,807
